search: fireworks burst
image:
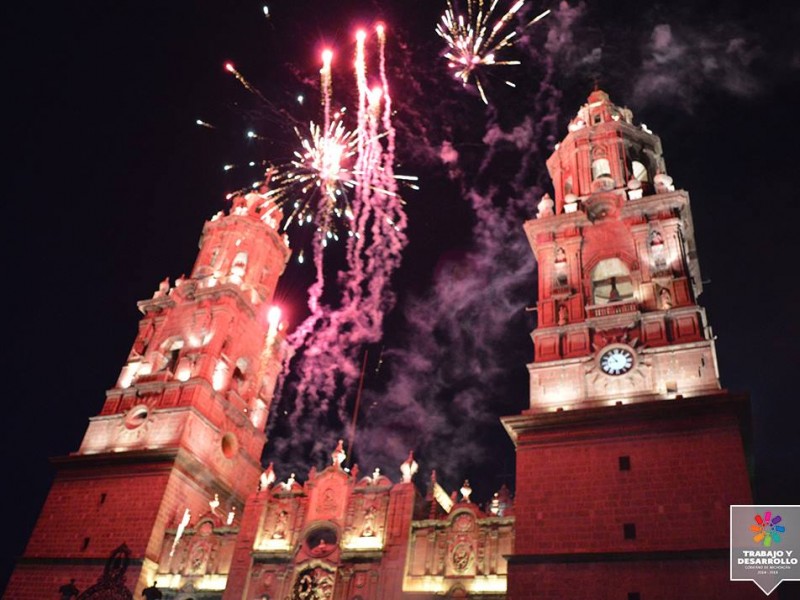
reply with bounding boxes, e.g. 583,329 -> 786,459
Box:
210,23 -> 418,459
436,0 -> 550,103
266,119 -> 358,237
271,24 -> 415,463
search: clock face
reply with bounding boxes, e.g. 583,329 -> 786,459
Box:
599,346 -> 634,376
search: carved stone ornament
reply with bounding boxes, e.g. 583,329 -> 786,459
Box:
292,566 -> 336,600
76,544 -> 133,600
451,542 -> 474,573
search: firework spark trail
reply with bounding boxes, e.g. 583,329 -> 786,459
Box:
225,62 -> 271,105
321,49 -> 333,131
377,24 -> 395,168
376,23 -> 403,230
355,30 -> 369,200
363,25 -> 406,334
437,0 -> 550,103
352,8 -> 569,485
277,26 -> 409,455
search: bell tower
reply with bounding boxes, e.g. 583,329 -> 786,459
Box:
503,91 -> 759,599
7,191 -> 290,598
524,88 -> 718,408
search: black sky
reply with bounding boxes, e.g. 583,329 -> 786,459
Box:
3,0 -> 799,593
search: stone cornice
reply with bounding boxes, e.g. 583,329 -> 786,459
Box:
501,391 -> 751,446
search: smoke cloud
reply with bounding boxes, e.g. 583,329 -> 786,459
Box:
631,23 -> 762,111
265,0 -> 778,493
350,6 -> 575,491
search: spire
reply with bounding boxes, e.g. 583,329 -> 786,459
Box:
331,439 -> 346,468
400,450 -> 418,483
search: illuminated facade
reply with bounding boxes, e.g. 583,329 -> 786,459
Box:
7,91 -> 758,600
502,90 -> 759,599
141,446 -> 514,599
6,192 -> 291,597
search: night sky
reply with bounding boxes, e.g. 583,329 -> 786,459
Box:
3,0 -> 799,593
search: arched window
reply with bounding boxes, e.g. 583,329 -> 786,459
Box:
554,247 -> 568,288
157,338 -> 183,372
231,252 -> 248,277
591,158 -> 611,180
591,258 -> 634,305
631,160 -> 649,182
231,357 -> 248,393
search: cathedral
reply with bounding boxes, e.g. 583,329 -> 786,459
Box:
5,91 -> 759,599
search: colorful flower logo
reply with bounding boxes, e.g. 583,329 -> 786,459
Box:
750,511 -> 785,547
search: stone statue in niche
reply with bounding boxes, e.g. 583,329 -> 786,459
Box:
273,510 -> 288,539
659,287 -> 673,310
321,487 -> 337,513
650,230 -> 664,246
555,247 -> 566,263
361,506 -> 377,537
558,304 -> 569,326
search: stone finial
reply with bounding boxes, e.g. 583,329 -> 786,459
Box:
259,462 -> 276,491
654,172 -> 674,193
209,493 -> 220,514
489,486 -> 512,517
372,468 -> 382,483
536,193 -> 555,218
282,472 -> 296,491
153,277 -> 170,298
490,492 -> 501,515
460,480 -> 472,503
400,451 -> 419,483
169,508 -> 191,557
331,439 -> 346,468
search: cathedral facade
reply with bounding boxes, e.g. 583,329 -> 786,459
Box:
6,92 -> 757,600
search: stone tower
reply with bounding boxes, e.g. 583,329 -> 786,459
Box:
502,90 -> 759,599
6,191 -> 290,598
